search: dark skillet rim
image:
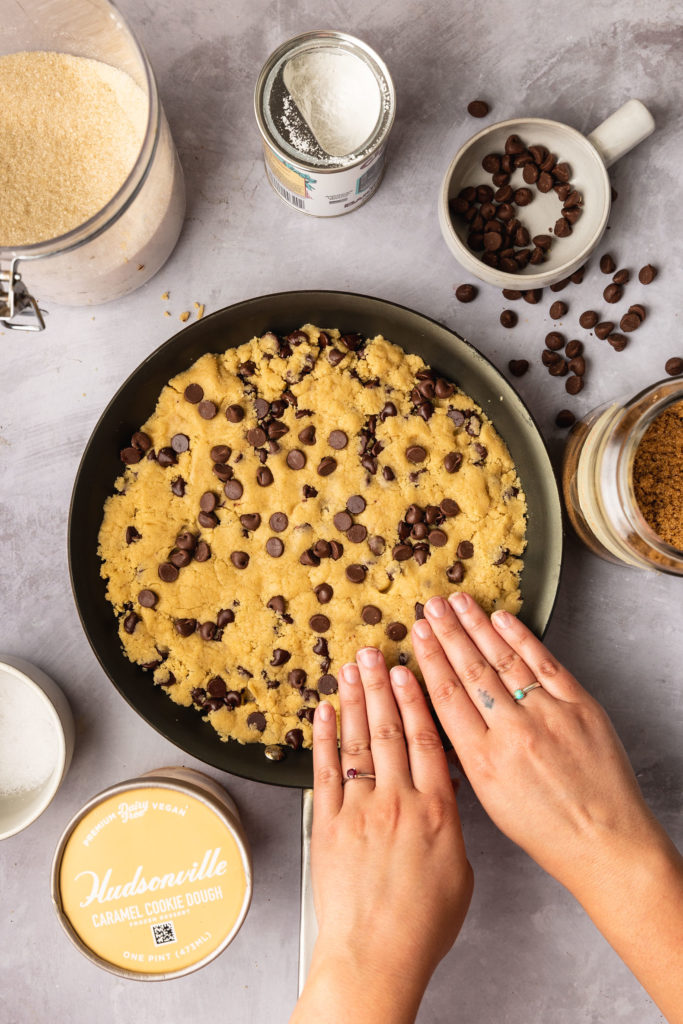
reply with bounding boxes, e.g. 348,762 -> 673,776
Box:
68,290 -> 564,789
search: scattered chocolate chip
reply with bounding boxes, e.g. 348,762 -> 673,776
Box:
665,357 -> 683,376
123,611 -> 139,634
554,217 -> 572,237
284,449 -> 305,471
361,604 -> 382,625
198,491 -> 217,513
210,445 -> 231,464
599,253 -> 616,274
327,348 -> 345,366
198,400 -> 217,420
346,564 -> 367,583
523,289 -> 543,304
271,648 -> 291,667
247,427 -> 266,448
607,333 -> 628,351
158,562 -> 179,582
392,543 -> 413,561
309,614 -> 330,633
138,589 -> 158,609
195,541 -> 211,562
619,313 -> 641,333
386,621 -> 407,641
226,404 -> 244,423
565,375 -> 584,395
578,310 -> 598,330
549,300 -> 568,319
455,283 -> 477,303
444,451 -> 463,473
555,409 -> 576,428
267,596 -> 286,615
217,608 -> 235,626
318,675 -> 338,695
347,524 -> 368,543
224,479 -> 244,499
317,456 -> 337,476
508,359 -> 529,377
457,540 -> 474,559
467,99 -> 489,117
638,264 -> 657,285
298,425 -> 316,446
284,728 -> 303,749
199,622 -> 217,641
126,526 -> 141,544
230,551 -> 249,569
568,356 -> 586,376
184,383 -> 203,403
545,331 -> 565,351
549,359 -> 568,377
595,321 -> 615,340
500,309 -> 517,328
446,562 -> 465,583
603,283 -> 623,304
333,512 -> 353,535
565,339 -> 583,359
256,467 -> 274,487
628,303 -> 646,322
612,269 -> 630,285
266,537 -> 284,557
368,535 -> 385,555
346,495 -> 366,515
239,513 -> 261,532
247,711 -> 267,732
198,511 -> 219,529
550,277 -> 571,292
382,466 -> 395,481
156,447 -> 177,468
171,433 -> 189,454
406,445 -> 427,463
428,529 -> 448,547
174,617 -> 197,637
328,430 -> 348,450
514,187 -> 533,206
542,349 -> 562,367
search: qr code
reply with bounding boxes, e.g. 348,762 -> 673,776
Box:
151,921 -> 177,946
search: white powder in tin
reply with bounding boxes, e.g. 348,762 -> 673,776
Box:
283,50 -> 381,157
0,50 -> 147,246
0,676 -> 59,795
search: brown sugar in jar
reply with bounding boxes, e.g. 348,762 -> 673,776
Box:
633,401 -> 683,551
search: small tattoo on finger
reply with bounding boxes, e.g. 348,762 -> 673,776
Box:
477,688 -> 495,709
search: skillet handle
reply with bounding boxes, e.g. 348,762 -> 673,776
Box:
298,788 -> 316,996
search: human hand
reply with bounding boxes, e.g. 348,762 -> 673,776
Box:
293,648 -> 473,1024
410,593 -> 661,895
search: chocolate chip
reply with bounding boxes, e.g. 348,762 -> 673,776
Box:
568,356 -> 586,376
253,398 -> 270,420
406,445 -> 427,463
171,433 -> 189,453
158,562 -> 179,582
428,529 -> 448,547
346,524 -> 367,544
346,495 -> 366,515
313,637 -> 329,657
446,562 -> 465,583
603,283 -> 623,304
392,543 -> 413,561
628,303 -> 646,322
619,313 -> 641,333
542,349 -> 562,367
599,253 -> 616,274
138,589 -> 158,609
537,171 -> 554,193
545,331 -> 565,351
467,99 -> 489,117
247,427 -> 266,447
231,551 -> 249,569
345,564 -> 367,583
217,608 -> 235,626
384,621 -> 406,642
361,605 -> 382,625
549,301 -> 568,320
256,467 -> 274,486
565,339 -> 583,359
382,466 -> 395,481
578,310 -> 598,330
612,269 -> 630,286
549,359 -> 568,377
198,491 -> 217,513
212,462 -> 233,482
184,383 -> 203,403
313,584 -> 332,605
313,539 -> 332,558
328,430 -> 348,450
302,484 -> 318,500
210,444 -> 231,463
456,540 -> 474,559
267,596 -> 286,614
415,602 -> 425,620
224,479 -> 244,499
608,333 -> 628,351
123,612 -> 139,634
565,375 -> 584,395
200,621 -> 217,641
333,511 -> 353,532
198,510 -> 219,529
298,425 -> 316,445
523,289 -> 543,304
405,504 -> 423,524
226,404 -> 245,423
455,284 -> 477,303
240,513 -> 261,531
157,447 -> 177,468
309,614 -> 330,633
514,187 -> 533,206
595,321 -> 615,340
368,535 -> 385,555
500,310 -> 517,328
271,648 -> 291,667
327,348 -> 345,366
555,409 -> 576,428
126,526 -> 141,544
318,675 -> 338,695
198,400 -> 217,420
247,711 -> 267,732
665,357 -> 683,376
283,728 -> 302,749
508,359 -> 529,377
266,537 -> 284,557
638,264 -> 657,285
317,457 -> 337,476
300,548 -> 320,567
550,277 -> 571,293
174,618 -> 197,637
195,541 -> 211,562
554,217 -> 572,237
438,499 -> 459,518
444,451 -> 463,473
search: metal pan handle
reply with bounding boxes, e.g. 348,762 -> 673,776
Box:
298,788 -> 316,996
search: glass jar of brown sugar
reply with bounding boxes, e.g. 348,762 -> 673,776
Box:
562,378 -> 683,575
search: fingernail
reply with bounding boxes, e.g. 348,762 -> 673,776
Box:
412,618 -> 432,640
357,647 -> 381,667
390,666 -> 410,686
318,700 -> 334,721
492,610 -> 512,628
450,593 -> 469,613
341,662 -> 360,683
425,596 -> 448,618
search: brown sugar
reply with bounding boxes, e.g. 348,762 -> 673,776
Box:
632,400 -> 683,551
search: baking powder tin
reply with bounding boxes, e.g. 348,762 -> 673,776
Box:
255,31 -> 396,217
51,767 -> 252,980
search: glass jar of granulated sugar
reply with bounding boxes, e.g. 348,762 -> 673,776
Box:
255,31 -> 396,217
0,0 -> 185,330
562,378 -> 683,574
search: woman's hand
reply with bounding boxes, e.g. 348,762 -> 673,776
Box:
411,592 -> 683,1022
291,648 -> 473,1024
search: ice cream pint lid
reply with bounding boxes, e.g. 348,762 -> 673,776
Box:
51,768 -> 252,980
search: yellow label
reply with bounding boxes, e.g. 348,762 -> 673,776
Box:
59,786 -> 248,974
263,143 -> 307,196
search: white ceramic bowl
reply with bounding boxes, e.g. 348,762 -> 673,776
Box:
438,100 -> 654,290
0,657 -> 75,840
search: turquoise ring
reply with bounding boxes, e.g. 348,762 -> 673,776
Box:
513,682 -> 542,701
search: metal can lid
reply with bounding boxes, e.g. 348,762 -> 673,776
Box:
255,31 -> 395,170
51,771 -> 252,979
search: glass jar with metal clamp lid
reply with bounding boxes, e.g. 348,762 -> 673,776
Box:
0,0 -> 185,331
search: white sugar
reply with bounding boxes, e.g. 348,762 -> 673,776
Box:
283,49 -> 381,157
0,676 -> 59,795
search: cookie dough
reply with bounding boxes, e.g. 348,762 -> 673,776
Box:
98,326 -> 527,750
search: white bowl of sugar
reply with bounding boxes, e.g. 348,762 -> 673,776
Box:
0,657 -> 74,840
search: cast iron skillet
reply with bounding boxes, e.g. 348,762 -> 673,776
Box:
69,291 -> 563,789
